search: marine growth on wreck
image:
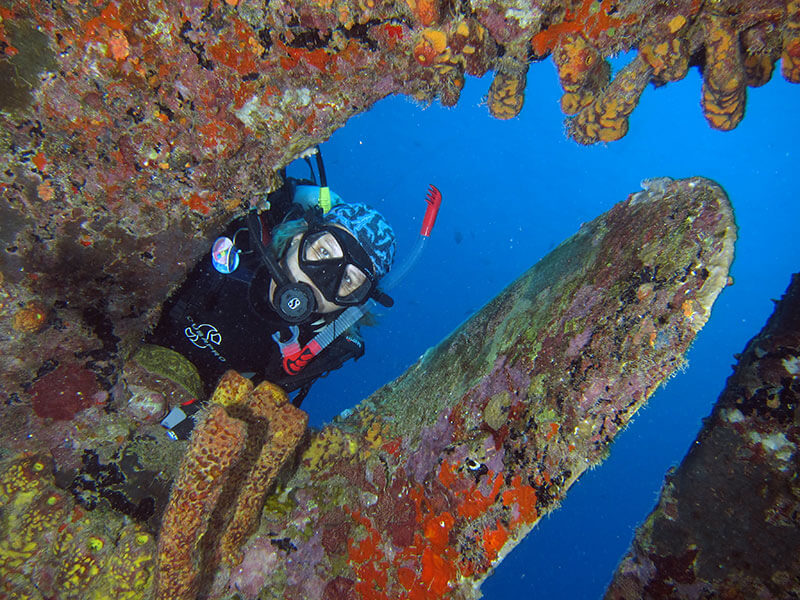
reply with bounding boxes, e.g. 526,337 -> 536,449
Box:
1,0 -> 798,598
606,273 -> 800,599
0,175 -> 737,598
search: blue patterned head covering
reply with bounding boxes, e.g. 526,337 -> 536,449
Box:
324,203 -> 396,279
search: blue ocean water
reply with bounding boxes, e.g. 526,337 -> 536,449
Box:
299,58 -> 799,599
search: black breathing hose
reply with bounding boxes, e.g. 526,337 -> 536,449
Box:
246,211 -> 289,288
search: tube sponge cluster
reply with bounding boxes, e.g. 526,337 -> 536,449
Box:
154,371 -> 308,600
219,382 -> 310,566
155,404 -> 247,600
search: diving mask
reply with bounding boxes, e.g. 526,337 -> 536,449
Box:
298,224 -> 376,306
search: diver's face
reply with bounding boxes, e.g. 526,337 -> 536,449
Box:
270,228 -> 368,315
283,233 -> 341,314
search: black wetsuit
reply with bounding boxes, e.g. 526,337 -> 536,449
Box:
148,184 -> 365,402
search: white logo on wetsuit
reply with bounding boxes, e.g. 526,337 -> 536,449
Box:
185,322 -> 222,349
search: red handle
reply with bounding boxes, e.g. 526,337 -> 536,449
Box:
282,340 -> 322,375
420,184 -> 442,237
284,353 -> 310,375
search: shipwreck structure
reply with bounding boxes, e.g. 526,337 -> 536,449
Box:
1,176 -> 736,598
606,273 -> 800,599
1,0 -> 798,597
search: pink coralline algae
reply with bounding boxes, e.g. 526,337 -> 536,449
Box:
227,536 -> 279,599
30,363 -> 102,420
566,326 -> 594,357
407,409 -> 456,484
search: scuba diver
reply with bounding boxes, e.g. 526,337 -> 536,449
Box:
150,148 -> 441,439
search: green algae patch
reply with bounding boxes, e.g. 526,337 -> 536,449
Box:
132,344 -> 204,399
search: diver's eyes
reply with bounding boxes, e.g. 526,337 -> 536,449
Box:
338,265 -> 367,297
305,232 -> 343,262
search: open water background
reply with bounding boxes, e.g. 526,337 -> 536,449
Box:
292,55 -> 800,599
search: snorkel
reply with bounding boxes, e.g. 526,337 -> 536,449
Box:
379,184 -> 441,291
277,184 -> 442,375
